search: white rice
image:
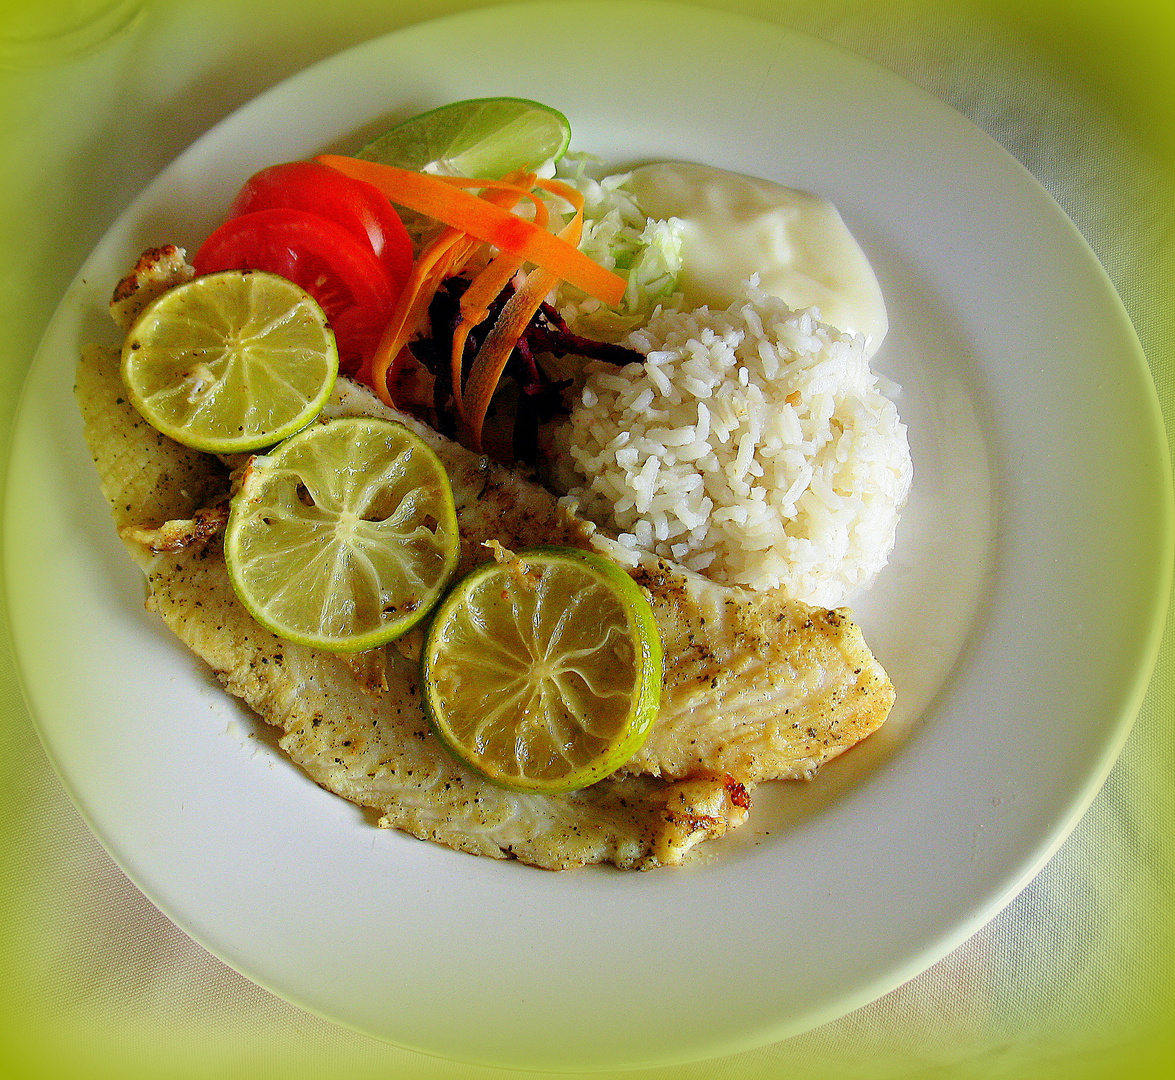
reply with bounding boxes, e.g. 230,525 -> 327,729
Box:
556,285 -> 913,609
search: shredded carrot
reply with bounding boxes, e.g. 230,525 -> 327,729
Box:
365,179 -> 536,404
339,160 -> 608,440
448,184 -> 549,413
458,267 -> 557,452
359,227 -> 463,388
316,155 -> 625,307
448,253 -> 523,414
459,178 -> 587,451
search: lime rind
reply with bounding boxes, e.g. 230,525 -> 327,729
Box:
121,270 -> 339,454
421,546 -> 663,794
357,97 -> 572,179
224,416 -> 460,652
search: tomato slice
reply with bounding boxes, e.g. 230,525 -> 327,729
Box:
193,207 -> 397,376
227,161 -> 414,288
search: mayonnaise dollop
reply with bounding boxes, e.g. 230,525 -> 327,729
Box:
625,162 -> 888,356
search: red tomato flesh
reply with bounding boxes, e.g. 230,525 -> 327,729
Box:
193,207 -> 398,376
228,161 -> 413,287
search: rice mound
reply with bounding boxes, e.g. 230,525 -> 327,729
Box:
559,286 -> 913,609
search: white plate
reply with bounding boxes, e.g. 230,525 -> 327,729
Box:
5,0 -> 1171,1070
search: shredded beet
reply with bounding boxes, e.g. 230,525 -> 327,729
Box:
409,277 -> 643,463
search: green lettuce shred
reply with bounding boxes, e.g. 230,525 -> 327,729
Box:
553,153 -> 684,340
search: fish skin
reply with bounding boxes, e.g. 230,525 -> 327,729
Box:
76,345 -> 749,870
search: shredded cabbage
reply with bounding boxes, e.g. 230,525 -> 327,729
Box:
553,153 -> 684,340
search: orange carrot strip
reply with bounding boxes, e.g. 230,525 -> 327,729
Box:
365,227 -> 466,400
534,175 -> 585,212
449,253 -> 522,415
449,193 -> 549,413
459,268 -> 558,452
425,173 -> 547,219
316,155 -> 625,307
366,181 -> 539,405
460,192 -> 586,451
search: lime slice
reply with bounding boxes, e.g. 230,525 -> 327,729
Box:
225,416 -> 459,652
121,269 -> 338,454
421,546 -> 663,793
357,97 -> 571,179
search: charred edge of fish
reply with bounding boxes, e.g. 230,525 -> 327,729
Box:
120,501 -> 230,554
723,776 -> 751,810
663,808 -> 723,836
109,244 -> 186,303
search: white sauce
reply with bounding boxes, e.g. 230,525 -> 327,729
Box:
626,162 -> 888,356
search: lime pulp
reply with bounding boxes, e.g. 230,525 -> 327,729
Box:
224,416 -> 460,652
421,546 -> 663,793
120,269 -> 338,454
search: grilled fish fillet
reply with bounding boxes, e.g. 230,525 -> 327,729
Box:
322,381 -> 895,783
616,550 -> 893,781
77,344 -> 749,870
77,330 -> 893,868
